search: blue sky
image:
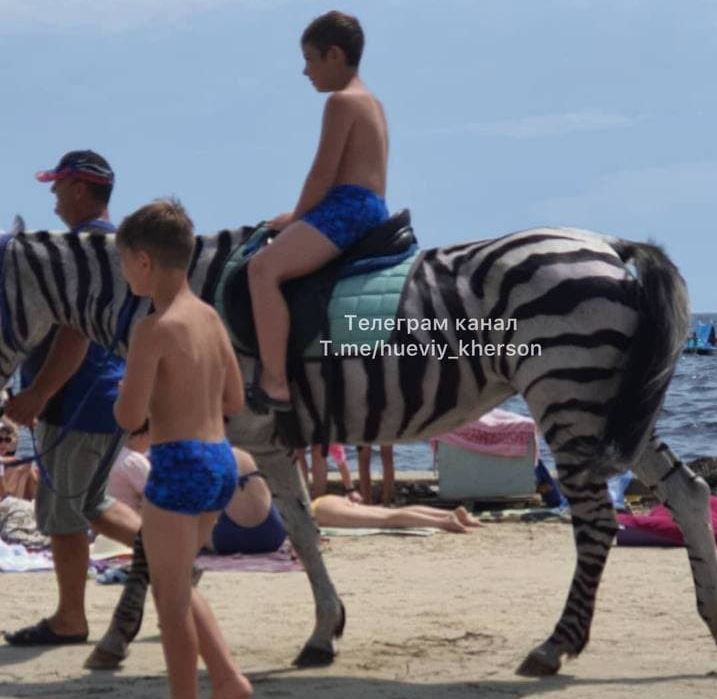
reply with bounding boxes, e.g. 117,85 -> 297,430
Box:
1,0 -> 715,310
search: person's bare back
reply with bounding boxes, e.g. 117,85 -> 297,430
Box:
142,291 -> 236,445
331,82 -> 388,196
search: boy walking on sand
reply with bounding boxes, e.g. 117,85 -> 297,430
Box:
114,199 -> 252,699
248,10 -> 389,413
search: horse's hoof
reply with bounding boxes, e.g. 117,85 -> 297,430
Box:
83,645 -> 127,671
292,645 -> 336,668
516,648 -> 561,677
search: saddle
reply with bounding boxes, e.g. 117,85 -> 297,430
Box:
217,209 -> 418,358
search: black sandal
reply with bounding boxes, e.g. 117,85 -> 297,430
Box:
4,618 -> 88,646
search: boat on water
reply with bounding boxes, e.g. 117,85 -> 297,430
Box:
684,320 -> 717,355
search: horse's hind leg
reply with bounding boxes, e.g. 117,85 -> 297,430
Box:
632,437 -> 717,643
517,461 -> 618,676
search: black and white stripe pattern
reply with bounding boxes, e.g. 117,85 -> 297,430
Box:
0,227 -> 242,377
2,224 -> 716,676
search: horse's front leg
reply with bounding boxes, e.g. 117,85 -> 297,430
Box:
226,414 -> 345,667
84,531 -> 150,669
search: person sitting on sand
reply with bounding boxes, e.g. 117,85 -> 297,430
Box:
311,494 -> 481,533
109,430 -> 286,556
0,419 -> 38,501
207,447 -> 286,555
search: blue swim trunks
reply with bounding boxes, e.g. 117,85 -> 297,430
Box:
145,439 -> 238,515
301,184 -> 389,251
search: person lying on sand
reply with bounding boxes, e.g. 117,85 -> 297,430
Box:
310,494 -> 481,533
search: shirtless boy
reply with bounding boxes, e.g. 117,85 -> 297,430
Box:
248,10 -> 389,412
114,199 -> 252,699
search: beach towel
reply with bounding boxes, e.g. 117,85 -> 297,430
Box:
616,496 -> 717,547
430,408 -> 539,461
476,507 -> 571,523
0,539 -> 53,572
319,526 -> 438,537
195,542 -> 303,573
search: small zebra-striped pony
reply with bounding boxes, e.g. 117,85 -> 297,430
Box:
1,223 -> 714,677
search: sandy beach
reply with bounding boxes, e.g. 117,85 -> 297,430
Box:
1,519 -> 717,699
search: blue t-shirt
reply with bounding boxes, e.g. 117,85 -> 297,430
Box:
20,219 -> 125,434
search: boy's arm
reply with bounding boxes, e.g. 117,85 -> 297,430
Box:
291,93 -> 356,220
114,320 -> 160,432
4,327 -> 89,427
222,335 -> 245,416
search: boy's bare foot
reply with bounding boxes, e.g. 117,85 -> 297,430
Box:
455,506 -> 482,527
212,673 -> 253,699
441,514 -> 469,533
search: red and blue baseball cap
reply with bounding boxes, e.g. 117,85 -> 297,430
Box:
35,150 -> 114,185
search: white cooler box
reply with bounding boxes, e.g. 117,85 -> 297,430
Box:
436,440 -> 537,499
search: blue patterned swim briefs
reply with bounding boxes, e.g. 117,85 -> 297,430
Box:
145,439 -> 237,515
301,184 -> 389,251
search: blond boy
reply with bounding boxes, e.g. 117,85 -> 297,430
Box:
115,199 -> 252,699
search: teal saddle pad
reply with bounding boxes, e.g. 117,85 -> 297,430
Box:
214,245 -> 419,360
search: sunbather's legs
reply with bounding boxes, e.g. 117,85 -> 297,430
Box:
313,496 -> 468,532
402,504 -> 481,527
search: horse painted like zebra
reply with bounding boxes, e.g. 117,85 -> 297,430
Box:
1,224 -> 715,677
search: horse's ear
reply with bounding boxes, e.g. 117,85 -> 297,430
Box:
10,215 -> 25,236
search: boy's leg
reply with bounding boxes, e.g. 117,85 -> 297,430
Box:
248,222 -> 339,403
192,513 -> 253,698
357,446 -> 373,504
310,444 -> 328,498
380,445 -> 395,505
142,500 -> 201,699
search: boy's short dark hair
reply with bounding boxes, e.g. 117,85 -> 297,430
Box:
116,198 -> 195,270
301,11 -> 364,67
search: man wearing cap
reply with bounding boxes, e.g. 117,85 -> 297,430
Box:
4,150 -> 141,646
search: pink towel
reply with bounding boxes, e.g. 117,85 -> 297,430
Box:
617,496 -> 717,547
430,408 -> 538,461
195,543 -> 303,573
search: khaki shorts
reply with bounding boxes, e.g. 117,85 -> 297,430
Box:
34,423 -> 121,536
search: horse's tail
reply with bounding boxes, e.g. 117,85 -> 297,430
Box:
602,239 -> 690,467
